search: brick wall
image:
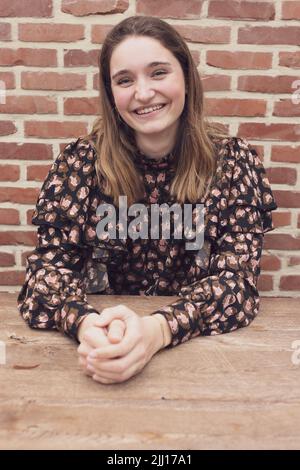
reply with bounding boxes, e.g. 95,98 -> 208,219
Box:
0,0 -> 299,296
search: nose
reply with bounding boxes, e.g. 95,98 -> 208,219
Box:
134,79 -> 155,101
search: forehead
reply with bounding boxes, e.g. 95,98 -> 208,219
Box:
110,36 -> 177,72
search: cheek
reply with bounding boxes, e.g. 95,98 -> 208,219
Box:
113,90 -> 131,112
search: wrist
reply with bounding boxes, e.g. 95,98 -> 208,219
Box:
153,314 -> 172,349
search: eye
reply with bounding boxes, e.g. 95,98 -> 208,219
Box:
153,70 -> 167,77
117,77 -> 131,85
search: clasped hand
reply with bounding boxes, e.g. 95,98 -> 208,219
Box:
77,305 -> 162,384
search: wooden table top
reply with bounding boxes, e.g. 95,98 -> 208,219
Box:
0,293 -> 299,450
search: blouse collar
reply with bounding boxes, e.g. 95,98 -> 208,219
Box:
133,149 -> 175,171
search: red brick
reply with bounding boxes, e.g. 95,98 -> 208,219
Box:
238,123 -> 300,142
0,121 -> 17,136
137,0 -> 203,19
26,209 -> 36,225
25,121 -> 88,139
204,98 -> 266,117
21,72 -> 86,91
273,99 -> 300,118
257,274 -> 273,291
0,165 -> 19,182
288,257 -> 300,267
282,1 -> 300,20
64,97 -> 100,115
207,51 -> 272,69
238,75 -> 296,93
64,49 -> 99,67
271,190 -> 300,209
0,142 -> 52,161
19,23 -> 84,42
0,208 -> 20,225
0,96 -> 57,114
238,26 -> 300,45
0,23 -> 11,40
61,0 -> 129,16
264,234 -> 300,251
0,231 -> 37,246
0,188 -> 39,204
272,211 -> 291,228
279,52 -> 300,69
27,164 -> 51,182
279,276 -> 300,291
0,48 -> 57,67
175,25 -> 231,44
0,271 -> 25,286
271,146 -> 300,164
0,0 -> 52,17
91,24 -> 114,44
0,252 -> 15,267
261,255 -> 281,271
266,167 -> 297,186
0,72 -> 15,89
209,1 -> 275,20
201,74 -> 231,92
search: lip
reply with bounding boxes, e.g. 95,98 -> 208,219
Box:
133,103 -> 168,118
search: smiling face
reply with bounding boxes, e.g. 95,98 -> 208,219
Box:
110,35 -> 186,150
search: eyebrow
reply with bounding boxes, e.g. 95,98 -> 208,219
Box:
111,61 -> 172,81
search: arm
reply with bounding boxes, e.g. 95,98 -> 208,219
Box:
17,139 -> 102,342
150,138 -> 278,347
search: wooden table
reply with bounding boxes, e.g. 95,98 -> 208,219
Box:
0,293 -> 299,450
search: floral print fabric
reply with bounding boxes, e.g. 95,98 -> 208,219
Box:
17,136 -> 277,347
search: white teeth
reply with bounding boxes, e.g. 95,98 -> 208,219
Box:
136,104 -> 165,115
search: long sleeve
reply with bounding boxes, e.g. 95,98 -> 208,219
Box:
151,137 -> 278,347
17,139 -> 100,341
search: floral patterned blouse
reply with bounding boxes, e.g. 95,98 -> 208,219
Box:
18,136 -> 278,347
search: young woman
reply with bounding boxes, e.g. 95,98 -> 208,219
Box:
18,16 -> 277,384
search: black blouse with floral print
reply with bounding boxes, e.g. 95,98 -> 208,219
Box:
17,136 -> 278,347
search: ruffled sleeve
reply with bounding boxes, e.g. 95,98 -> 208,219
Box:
17,138 -> 101,341
151,137 -> 278,347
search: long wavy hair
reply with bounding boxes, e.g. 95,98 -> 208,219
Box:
85,15 -> 228,206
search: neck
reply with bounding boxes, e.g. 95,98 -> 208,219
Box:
135,123 -> 178,160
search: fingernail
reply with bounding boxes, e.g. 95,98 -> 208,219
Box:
89,352 -> 97,358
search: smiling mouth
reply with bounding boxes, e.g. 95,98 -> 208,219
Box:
133,103 -> 168,117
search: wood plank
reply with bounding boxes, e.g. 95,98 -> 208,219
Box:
0,294 -> 299,449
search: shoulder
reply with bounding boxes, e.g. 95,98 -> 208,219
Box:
37,137 -> 99,205
59,137 -> 97,171
213,135 -> 258,161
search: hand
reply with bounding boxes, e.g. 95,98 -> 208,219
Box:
85,305 -> 163,384
77,313 -> 126,377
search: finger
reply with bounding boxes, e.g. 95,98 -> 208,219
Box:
78,357 -> 94,377
96,305 -> 133,328
107,319 -> 126,343
92,363 -> 140,384
89,316 -> 140,360
77,342 -> 93,357
88,343 -> 138,375
82,326 -> 110,349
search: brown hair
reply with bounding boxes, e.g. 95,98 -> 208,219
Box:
85,15 -> 228,206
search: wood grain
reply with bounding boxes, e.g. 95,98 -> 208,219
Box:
0,293 -> 299,449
